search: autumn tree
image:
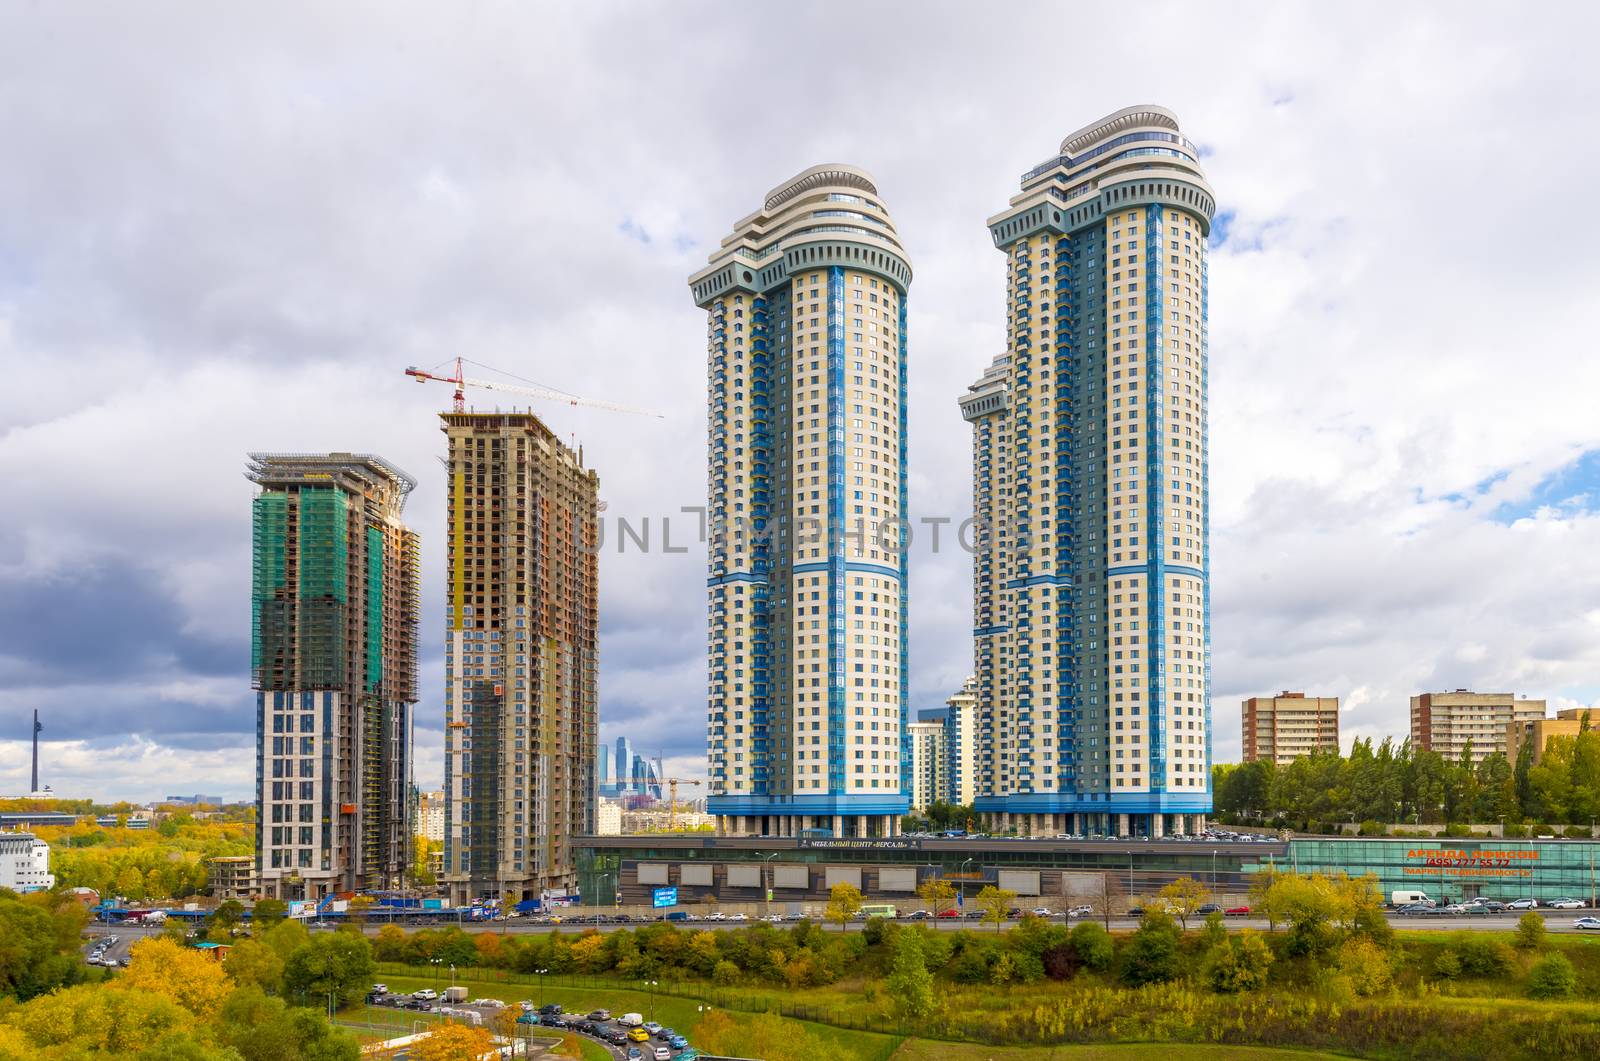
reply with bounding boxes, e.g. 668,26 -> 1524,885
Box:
917,876 -> 956,917
410,1022 -> 496,1061
1093,871 -> 1126,930
885,928 -> 936,1020
1158,875 -> 1212,931
824,882 -> 863,931
974,885 -> 1017,933
115,937 -> 232,1020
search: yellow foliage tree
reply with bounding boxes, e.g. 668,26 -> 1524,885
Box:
1157,875 -> 1212,931
824,882 -> 863,931
4,981 -> 198,1057
115,936 -> 232,1020
917,876 -> 956,916
569,933 -> 608,972
409,1022 -> 495,1061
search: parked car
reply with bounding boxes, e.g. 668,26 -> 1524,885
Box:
1547,898 -> 1585,910
642,1022 -> 663,1035
412,989 -> 438,1001
1196,904 -> 1223,915
1225,905 -> 1251,916
538,1004 -> 563,1016
1507,898 -> 1538,910
586,1010 -> 611,1022
1574,917 -> 1600,931
629,1027 -> 651,1043
1397,903 -> 1433,916
906,910 -> 929,920
654,1046 -> 672,1061
668,1034 -> 690,1049
936,908 -> 961,919
1126,907 -> 1145,917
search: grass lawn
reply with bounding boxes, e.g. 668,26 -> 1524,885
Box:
374,970 -> 904,1061
890,1043 -> 1356,1060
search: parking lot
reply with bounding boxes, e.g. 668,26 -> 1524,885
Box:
365,986 -> 699,1060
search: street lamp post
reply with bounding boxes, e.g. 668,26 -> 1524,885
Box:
643,979 -> 658,1023
959,858 -> 975,913
536,967 -> 548,1007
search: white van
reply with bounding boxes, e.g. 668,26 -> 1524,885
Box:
1391,890 -> 1431,906
617,1012 -> 644,1027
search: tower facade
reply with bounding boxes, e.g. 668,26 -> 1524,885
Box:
962,106 -> 1215,837
439,413 -> 599,904
248,452 -> 419,899
690,164 -> 913,838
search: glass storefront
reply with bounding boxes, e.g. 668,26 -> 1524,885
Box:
1279,839 -> 1600,904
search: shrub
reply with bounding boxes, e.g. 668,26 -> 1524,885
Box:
1337,936 -> 1392,996
1563,825 -> 1593,839
1070,921 -> 1113,972
1358,820 -> 1387,837
1204,930 -> 1273,993
1527,952 -> 1578,999
1503,823 -> 1529,838
1514,910 -> 1546,951
862,915 -> 888,946
1440,823 -> 1472,838
1456,937 -> 1514,977
1041,941 -> 1080,980
1200,911 -> 1228,949
1431,949 -> 1461,980
948,947 -> 991,984
712,960 -> 741,986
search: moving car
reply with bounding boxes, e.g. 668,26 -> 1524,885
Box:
1575,917 -> 1600,931
618,1012 -> 644,1028
1508,898 -> 1538,910
629,1027 -> 651,1043
1068,905 -> 1094,918
1196,904 -> 1223,915
586,1010 -> 611,1022
538,1004 -> 563,1016
654,1047 -> 672,1061
1546,898 -> 1585,910
643,1022 -> 663,1035
1225,905 -> 1251,916
412,989 -> 438,1001
1031,907 -> 1053,917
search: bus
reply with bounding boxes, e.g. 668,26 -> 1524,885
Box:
860,903 -> 898,919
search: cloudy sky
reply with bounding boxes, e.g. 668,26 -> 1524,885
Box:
3,2 -> 1599,802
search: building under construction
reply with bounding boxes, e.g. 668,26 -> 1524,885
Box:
439,412 -> 599,905
248,452 -> 420,900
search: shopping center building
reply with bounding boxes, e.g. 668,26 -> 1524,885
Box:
573,834 -> 1600,909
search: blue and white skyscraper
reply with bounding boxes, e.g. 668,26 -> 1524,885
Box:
690,165 -> 913,838
613,736 -> 634,796
962,107 -> 1215,838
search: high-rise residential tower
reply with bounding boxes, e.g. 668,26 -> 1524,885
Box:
690,164 -> 913,838
908,711 -> 948,813
248,452 -> 420,899
962,106 -> 1216,838
439,412 -> 599,905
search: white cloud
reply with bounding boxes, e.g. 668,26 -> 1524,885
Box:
3,1 -> 1600,799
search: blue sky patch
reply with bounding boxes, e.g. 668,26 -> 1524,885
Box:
1493,448 -> 1600,523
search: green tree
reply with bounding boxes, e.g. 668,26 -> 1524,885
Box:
217,985 -> 361,1060
281,932 -> 375,1009
884,928 -> 936,1020
1121,910 -> 1182,986
1069,921 -> 1113,971
253,898 -> 288,926
824,882 -> 863,931
1527,951 -> 1578,999
211,899 -> 245,930
261,918 -> 310,963
224,938 -> 286,993
974,885 -> 1016,933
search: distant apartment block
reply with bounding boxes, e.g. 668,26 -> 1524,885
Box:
417,790 -> 445,843
1241,692 -> 1339,765
1507,707 -> 1595,766
945,676 -> 979,806
595,799 -> 623,836
909,712 -> 948,813
248,453 -> 420,901
1412,690 -> 1546,762
440,412 -> 599,905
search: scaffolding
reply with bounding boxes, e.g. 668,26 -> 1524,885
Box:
296,488 -> 349,689
251,493 -> 290,688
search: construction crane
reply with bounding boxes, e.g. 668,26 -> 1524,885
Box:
405,357 -> 663,417
663,778 -> 702,831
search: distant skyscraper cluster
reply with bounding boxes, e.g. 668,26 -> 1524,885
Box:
597,736 -> 663,800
